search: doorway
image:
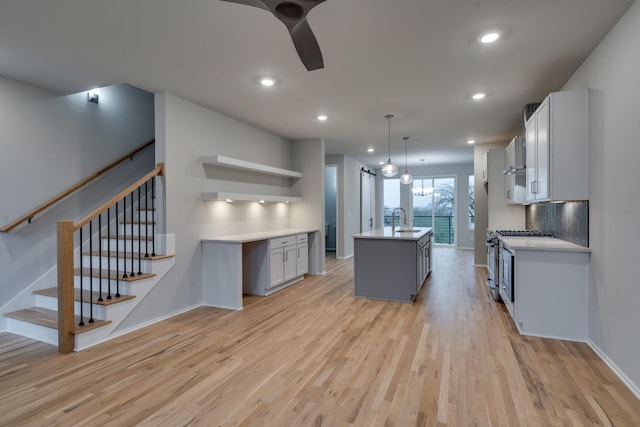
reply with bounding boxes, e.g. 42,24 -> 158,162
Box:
324,165 -> 337,255
360,168 -> 376,232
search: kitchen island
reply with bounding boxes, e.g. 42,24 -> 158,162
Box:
353,227 -> 432,302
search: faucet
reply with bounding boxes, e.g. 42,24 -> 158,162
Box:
391,207 -> 407,232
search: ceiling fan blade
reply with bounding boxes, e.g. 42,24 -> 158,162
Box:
288,18 -> 324,71
219,0 -> 268,11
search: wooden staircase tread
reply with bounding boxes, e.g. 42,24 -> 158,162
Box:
83,251 -> 174,260
33,288 -> 136,306
4,307 -> 111,333
74,268 -> 155,282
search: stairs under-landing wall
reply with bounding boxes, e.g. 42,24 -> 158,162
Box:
3,208 -> 175,351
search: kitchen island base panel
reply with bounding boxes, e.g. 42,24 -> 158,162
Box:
202,242 -> 243,310
354,238 -> 422,303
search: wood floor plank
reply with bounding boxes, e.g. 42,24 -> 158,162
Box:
1,248 -> 639,426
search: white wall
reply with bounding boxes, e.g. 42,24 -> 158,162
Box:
560,1 -> 640,395
118,93 -> 324,328
0,78 -> 155,325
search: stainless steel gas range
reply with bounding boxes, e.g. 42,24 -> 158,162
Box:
485,229 -> 552,301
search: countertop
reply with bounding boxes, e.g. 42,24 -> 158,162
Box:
202,228 -> 317,244
498,236 -> 591,253
353,227 -> 432,241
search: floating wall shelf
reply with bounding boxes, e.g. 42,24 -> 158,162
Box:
202,155 -> 302,179
202,192 -> 302,203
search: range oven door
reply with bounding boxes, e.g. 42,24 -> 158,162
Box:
485,235 -> 500,300
499,245 -> 515,318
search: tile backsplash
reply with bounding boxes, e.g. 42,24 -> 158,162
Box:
525,201 -> 589,247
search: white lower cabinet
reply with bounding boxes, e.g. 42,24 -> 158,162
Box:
268,233 -> 308,290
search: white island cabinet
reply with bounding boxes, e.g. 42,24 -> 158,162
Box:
202,229 -> 317,310
353,227 -> 432,303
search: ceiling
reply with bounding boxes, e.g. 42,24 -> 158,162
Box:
0,0 -> 634,168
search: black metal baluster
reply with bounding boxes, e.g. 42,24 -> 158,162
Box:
89,219 -> 94,323
137,186 -> 142,275
98,214 -> 103,302
107,207 -> 112,300
145,181 -> 149,258
78,226 -> 85,327
122,195 -> 128,279
130,191 -> 135,277
151,177 -> 156,257
115,201 -> 121,298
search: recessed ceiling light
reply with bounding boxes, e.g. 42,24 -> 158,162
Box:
317,114 -> 328,121
480,32 -> 500,44
367,148 -> 375,153
472,92 -> 486,100
260,78 -> 275,87
467,139 -> 476,144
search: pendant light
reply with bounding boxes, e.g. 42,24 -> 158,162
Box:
400,136 -> 413,185
381,114 -> 398,178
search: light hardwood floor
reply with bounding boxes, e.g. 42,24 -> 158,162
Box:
1,247 -> 639,426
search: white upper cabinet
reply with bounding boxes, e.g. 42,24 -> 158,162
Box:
525,89 -> 589,203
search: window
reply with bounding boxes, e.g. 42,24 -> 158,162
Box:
383,179 -> 400,227
412,176 -> 455,244
468,174 -> 475,229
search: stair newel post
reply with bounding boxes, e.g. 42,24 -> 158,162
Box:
144,181 -> 149,258
89,219 -> 94,323
130,191 -> 135,277
137,186 -> 142,275
107,207 -> 112,300
98,214 -> 103,302
57,220 -> 75,353
79,226 -> 85,326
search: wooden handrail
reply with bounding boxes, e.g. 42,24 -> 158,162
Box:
74,163 -> 164,231
0,139 -> 155,233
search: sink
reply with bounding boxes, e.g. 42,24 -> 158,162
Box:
394,229 -> 420,232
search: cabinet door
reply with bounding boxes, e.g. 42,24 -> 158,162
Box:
296,243 -> 308,276
525,114 -> 537,202
269,248 -> 284,288
535,98 -> 550,200
505,172 -> 515,204
284,246 -> 297,282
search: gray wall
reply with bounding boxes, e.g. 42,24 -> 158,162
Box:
559,1 -> 640,395
0,78 -> 155,327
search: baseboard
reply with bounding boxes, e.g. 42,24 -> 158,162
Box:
588,339 -> 640,400
474,263 -> 488,268
337,254 -> 353,260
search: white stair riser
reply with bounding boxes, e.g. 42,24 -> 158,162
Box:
73,276 -> 132,295
101,238 -> 156,253
35,294 -> 107,319
136,210 -> 156,222
81,255 -> 153,273
119,223 -> 155,237
6,318 -> 58,346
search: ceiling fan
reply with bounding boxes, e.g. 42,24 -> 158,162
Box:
220,0 -> 326,71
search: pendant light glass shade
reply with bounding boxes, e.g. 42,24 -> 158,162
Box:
400,136 -> 412,184
381,114 -> 398,178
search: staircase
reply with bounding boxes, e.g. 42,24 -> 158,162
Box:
3,166 -> 175,351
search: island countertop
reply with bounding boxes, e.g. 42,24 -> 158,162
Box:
353,227 -> 432,241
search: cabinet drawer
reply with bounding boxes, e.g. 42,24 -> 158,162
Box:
296,233 -> 308,244
269,236 -> 294,249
